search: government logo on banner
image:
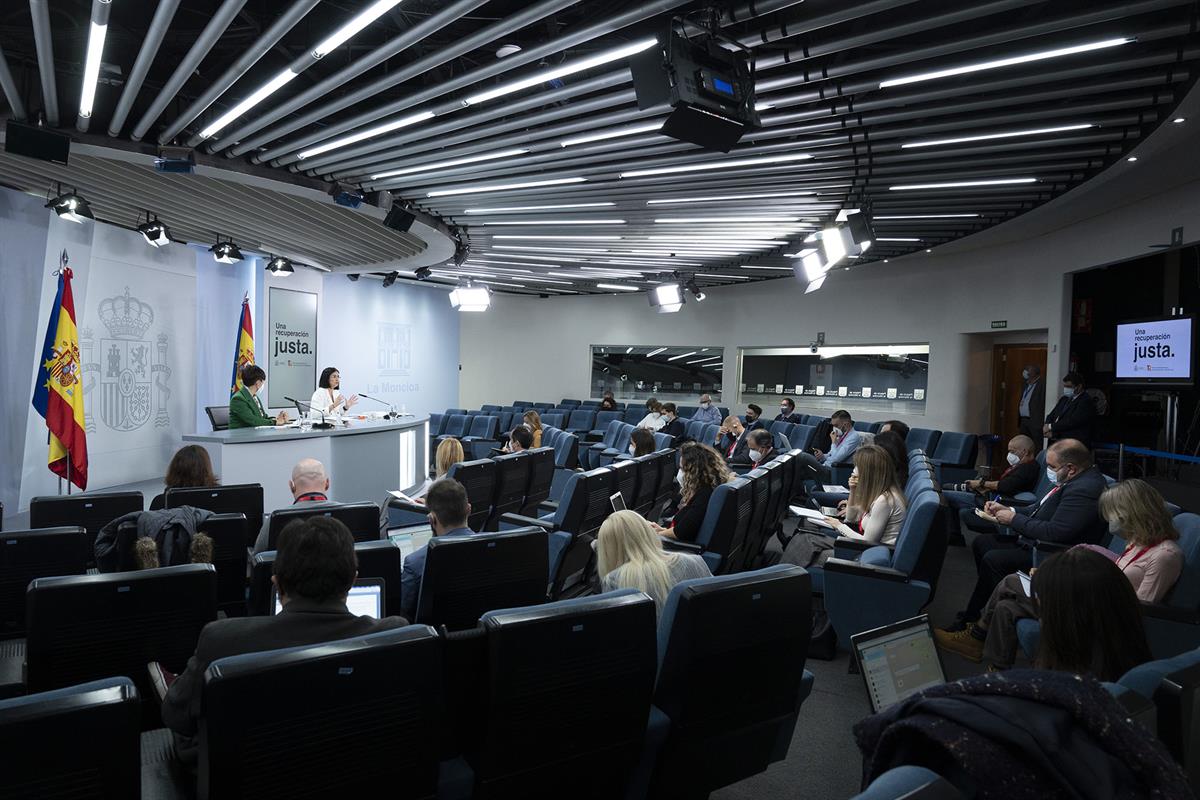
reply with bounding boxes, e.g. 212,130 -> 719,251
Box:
82,288 -> 174,432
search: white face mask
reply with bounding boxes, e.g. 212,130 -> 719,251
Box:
748,449 -> 763,463
700,401 -> 710,408
1046,466 -> 1060,484
1063,386 -> 1075,398
1006,452 -> 1020,466
628,443 -> 637,455
1108,519 -> 1122,534
675,469 -> 685,486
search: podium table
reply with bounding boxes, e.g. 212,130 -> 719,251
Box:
184,417 -> 429,512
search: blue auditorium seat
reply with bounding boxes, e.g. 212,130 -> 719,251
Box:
560,398 -> 582,407
930,431 -> 977,484
853,420 -> 881,434
769,420 -> 794,442
685,420 -> 706,442
444,407 -> 467,416
540,412 -> 565,429
852,766 -> 964,799
461,414 -> 500,458
634,566 -> 815,799
588,410 -> 623,440
624,408 -> 646,425
0,526 -> 89,638
438,413 -> 470,442
480,404 -> 501,413
565,408 -> 597,436
790,423 -> 816,451
484,451 -> 531,530
664,478 -> 753,574
906,428 -> 941,455
584,419 -> 625,470
518,446 -> 556,517
513,400 -> 534,408
595,423 -> 636,469
653,431 -> 675,450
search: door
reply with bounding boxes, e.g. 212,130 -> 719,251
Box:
990,345 -> 1048,471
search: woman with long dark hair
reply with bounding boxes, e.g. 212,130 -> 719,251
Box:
657,442 -> 732,543
149,445 -> 218,510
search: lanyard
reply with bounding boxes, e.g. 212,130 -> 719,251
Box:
1122,545 -> 1154,567
295,492 -> 327,503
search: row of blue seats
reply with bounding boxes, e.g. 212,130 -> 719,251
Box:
0,565 -> 817,799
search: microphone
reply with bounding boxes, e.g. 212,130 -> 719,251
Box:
357,393 -> 406,418
284,396 -> 333,429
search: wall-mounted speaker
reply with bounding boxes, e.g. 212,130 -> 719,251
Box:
5,121 -> 70,165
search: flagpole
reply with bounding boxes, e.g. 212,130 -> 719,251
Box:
66,452 -> 72,495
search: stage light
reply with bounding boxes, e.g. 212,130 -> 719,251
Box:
45,187 -> 94,223
297,110 -> 436,160
560,121 -> 663,147
79,19 -> 109,119
347,273 -> 359,281
621,151 -> 812,178
463,37 -> 658,105
685,279 -> 705,301
596,283 -> 640,291
449,284 -> 491,311
267,256 -> 294,276
901,124 -> 1093,148
799,251 -> 829,282
329,182 -> 364,208
880,38 -> 1133,88
414,266 -> 432,280
649,283 -> 684,313
805,275 -> 826,294
210,237 -> 244,264
381,271 -> 399,287
137,215 -> 172,248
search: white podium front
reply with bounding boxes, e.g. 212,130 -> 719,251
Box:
183,417 -> 429,512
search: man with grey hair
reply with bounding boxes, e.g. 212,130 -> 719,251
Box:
253,458 -> 339,553
691,393 -> 722,425
1017,363 -> 1045,449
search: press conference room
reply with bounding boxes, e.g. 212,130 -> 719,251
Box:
3,2 -> 1200,798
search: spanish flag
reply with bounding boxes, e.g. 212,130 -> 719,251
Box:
230,295 -> 255,395
32,258 -> 88,490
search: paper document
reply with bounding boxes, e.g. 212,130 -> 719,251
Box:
821,484 -> 850,494
388,490 -> 414,504
974,508 -> 999,523
789,505 -> 835,528
1018,571 -> 1032,597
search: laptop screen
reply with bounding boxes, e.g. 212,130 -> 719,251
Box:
852,615 -> 946,713
273,579 -> 384,619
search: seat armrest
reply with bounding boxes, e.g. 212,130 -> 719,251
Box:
822,557 -> 909,582
499,512 -> 554,530
660,536 -> 702,554
833,536 -> 893,554
1140,603 -> 1200,625
538,500 -> 559,512
998,495 -> 1036,508
387,499 -> 427,514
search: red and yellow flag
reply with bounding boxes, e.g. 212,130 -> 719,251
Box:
230,295 -> 255,395
32,258 -> 88,490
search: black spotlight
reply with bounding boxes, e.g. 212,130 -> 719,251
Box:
329,181 -> 364,208
685,278 -> 706,302
382,271 -> 399,287
347,273 -> 360,281
383,203 -> 416,232
453,244 -> 469,267
266,255 -> 294,277
414,266 -> 432,281
45,184 -> 94,223
209,237 -> 244,264
137,214 -> 172,248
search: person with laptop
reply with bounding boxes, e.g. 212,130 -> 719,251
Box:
160,516 -> 409,765
399,478 -> 478,619
253,458 -> 340,554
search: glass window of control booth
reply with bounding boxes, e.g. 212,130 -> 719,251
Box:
590,346 -> 723,402
738,344 -> 929,415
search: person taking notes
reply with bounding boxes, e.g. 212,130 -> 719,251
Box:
310,366 -> 358,416
229,364 -> 288,429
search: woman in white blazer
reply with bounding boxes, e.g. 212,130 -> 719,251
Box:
310,366 -> 358,416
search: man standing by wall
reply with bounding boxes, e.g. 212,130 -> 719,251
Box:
1016,364 -> 1045,451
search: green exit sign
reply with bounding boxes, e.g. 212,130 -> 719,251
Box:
991,320 -> 1007,329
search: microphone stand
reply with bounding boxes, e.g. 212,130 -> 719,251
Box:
285,396 -> 333,429
358,393 -> 406,419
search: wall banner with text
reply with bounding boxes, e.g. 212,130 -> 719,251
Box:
268,287 -> 317,409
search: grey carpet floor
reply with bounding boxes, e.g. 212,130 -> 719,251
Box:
713,528 -> 1005,800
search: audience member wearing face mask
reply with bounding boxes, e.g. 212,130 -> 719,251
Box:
796,409 -> 862,486
743,404 -> 766,431
736,428 -> 777,467
776,397 -> 802,424
1043,371 -> 1097,448
714,415 -> 749,462
691,393 -> 723,425
941,435 -> 1039,517
625,427 -> 657,459
637,400 -> 666,431
947,439 -> 1107,631
655,442 -> 733,543
658,402 -> 686,445
936,478 -> 1183,671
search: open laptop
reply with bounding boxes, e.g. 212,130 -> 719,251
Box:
273,578 -> 385,619
388,525 -> 434,563
851,615 -> 947,713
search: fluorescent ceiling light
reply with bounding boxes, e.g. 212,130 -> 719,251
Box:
201,69 -> 299,139
480,219 -> 626,226
901,123 -> 1093,149
621,151 -> 813,178
428,177 -> 587,197
647,190 -> 816,204
560,121 -> 663,147
467,202 -> 615,213
493,233 -> 619,240
441,269 -> 497,278
494,245 -> 611,254
312,0 -> 405,59
371,148 -> 529,179
687,356 -> 722,365
602,258 -> 703,267
653,216 -> 799,224
876,237 -> 923,242
697,274 -> 750,280
879,38 -> 1133,88
739,265 -> 794,271
626,346 -> 634,353
477,280 -> 526,288
299,110 -> 436,159
79,21 -> 109,118
875,214 -> 979,219
889,178 -> 1037,190
816,345 -> 930,358
667,351 -> 697,361
596,283 -> 640,291
464,37 -> 658,105
647,237 -> 788,245
646,347 -> 668,357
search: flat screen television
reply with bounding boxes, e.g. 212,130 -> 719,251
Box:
1114,315 -> 1194,386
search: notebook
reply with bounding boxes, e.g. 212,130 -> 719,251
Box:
852,615 -> 947,713
273,578 -> 384,619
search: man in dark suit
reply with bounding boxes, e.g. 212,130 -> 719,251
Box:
743,403 -> 766,431
659,402 -> 687,444
1043,371 -> 1097,448
775,397 -> 803,424
714,415 -> 750,462
952,439 -> 1107,626
738,429 -> 779,467
228,364 -> 288,429
161,516 -> 408,763
1016,364 -> 1046,450
400,478 -> 479,619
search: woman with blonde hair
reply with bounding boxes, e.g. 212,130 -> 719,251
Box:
599,510 -> 712,616
522,410 -> 543,448
658,442 -> 733,543
434,436 -> 465,480
829,444 -> 907,546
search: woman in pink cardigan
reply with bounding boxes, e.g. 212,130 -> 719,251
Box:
935,478 -> 1184,669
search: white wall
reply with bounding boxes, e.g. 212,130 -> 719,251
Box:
460,175 -> 1200,433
